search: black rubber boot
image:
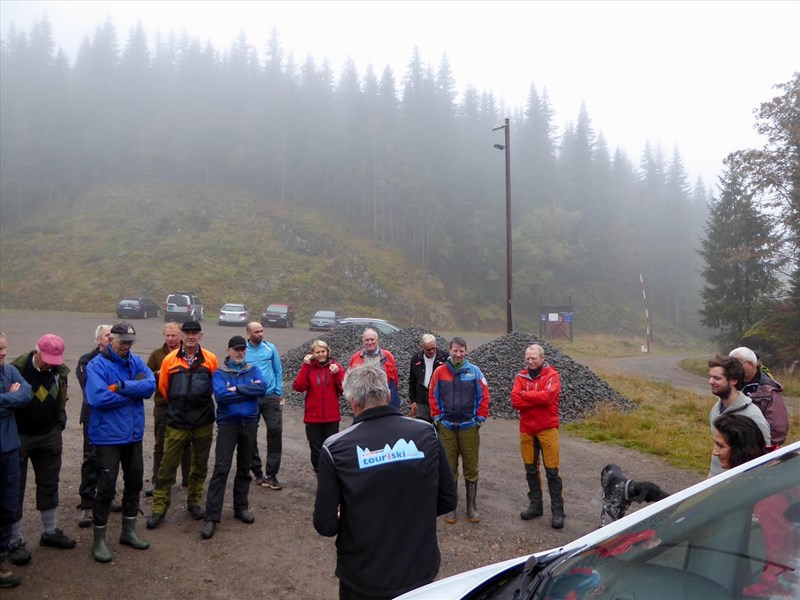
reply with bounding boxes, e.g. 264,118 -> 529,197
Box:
546,467 -> 565,528
466,480 -> 480,523
521,464 -> 544,520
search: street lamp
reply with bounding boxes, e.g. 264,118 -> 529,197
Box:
493,118 -> 512,333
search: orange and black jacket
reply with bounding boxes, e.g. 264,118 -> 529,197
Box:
158,345 -> 219,430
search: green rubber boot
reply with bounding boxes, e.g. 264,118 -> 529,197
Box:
120,516 -> 149,550
93,526 -> 112,563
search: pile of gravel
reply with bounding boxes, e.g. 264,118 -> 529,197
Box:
467,332 -> 634,421
280,327 -> 633,421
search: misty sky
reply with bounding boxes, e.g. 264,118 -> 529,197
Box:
1,0 -> 798,187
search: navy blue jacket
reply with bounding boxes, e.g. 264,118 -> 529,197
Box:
211,359 -> 265,426
0,363 -> 32,453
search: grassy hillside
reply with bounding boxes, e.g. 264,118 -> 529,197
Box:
0,183 -> 458,327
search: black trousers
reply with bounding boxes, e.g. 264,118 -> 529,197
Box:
250,395 -> 282,478
93,442 -> 144,525
305,422 -> 339,473
339,581 -> 393,600
18,428 -> 62,516
205,421 -> 257,522
78,419 -> 98,509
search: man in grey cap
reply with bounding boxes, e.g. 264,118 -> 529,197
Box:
85,322 -> 155,562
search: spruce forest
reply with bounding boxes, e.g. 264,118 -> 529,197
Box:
1,17 -> 796,360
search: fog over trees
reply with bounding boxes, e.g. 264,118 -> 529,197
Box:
1,16 -> 713,332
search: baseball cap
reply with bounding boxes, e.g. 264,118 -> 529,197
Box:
110,322 -> 138,342
228,335 -> 247,349
37,334 -> 65,365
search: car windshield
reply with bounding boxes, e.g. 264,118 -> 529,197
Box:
267,305 -> 287,313
223,304 -> 244,311
530,450 -> 800,600
314,311 -> 335,319
121,299 -> 139,305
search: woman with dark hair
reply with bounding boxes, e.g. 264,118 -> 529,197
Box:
712,413 -> 767,470
602,414 -> 768,525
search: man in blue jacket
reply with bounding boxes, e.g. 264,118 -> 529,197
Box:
245,322 -> 284,490
85,322 -> 155,563
0,332 -> 32,589
202,335 -> 266,539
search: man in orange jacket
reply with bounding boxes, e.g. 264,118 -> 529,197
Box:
511,344 -> 565,529
147,321 -> 218,529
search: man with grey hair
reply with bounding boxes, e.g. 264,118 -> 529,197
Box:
408,333 -> 447,422
348,328 -> 400,409
729,347 -> 788,450
75,324 -> 112,528
314,365 -> 456,600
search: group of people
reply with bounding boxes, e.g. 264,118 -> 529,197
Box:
0,320 -> 791,599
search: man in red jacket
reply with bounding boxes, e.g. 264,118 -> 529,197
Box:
510,344 -> 565,529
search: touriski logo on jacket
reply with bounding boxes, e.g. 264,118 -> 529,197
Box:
356,440 -> 425,469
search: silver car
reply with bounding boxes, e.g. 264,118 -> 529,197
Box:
218,303 -> 250,326
397,441 -> 800,599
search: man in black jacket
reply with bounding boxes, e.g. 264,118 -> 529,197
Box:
314,364 -> 457,600
407,333 -> 447,423
75,324 -> 111,528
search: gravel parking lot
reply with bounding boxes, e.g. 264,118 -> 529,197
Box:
0,310 -> 703,599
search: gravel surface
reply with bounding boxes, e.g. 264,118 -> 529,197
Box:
0,311 -> 704,600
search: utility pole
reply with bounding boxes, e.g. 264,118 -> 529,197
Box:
493,118 -> 513,333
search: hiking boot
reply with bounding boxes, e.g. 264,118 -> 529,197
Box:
187,505 -> 205,520
444,510 -> 457,524
7,539 -> 30,566
110,501 -> 123,513
144,486 -> 154,497
146,514 -> 164,529
234,510 -> 255,524
261,475 -> 282,490
0,554 -> 21,589
40,528 -> 76,549
520,502 -> 544,520
552,514 -> 565,529
201,521 -> 217,539
252,475 -> 265,486
78,508 -> 93,528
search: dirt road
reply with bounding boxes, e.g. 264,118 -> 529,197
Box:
0,311 -> 704,599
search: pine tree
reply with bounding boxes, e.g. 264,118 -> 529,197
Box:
698,164 -> 782,346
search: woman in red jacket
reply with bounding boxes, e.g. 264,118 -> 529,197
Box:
293,340 -> 345,473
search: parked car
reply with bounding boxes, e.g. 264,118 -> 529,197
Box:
335,317 -> 400,335
164,292 -> 205,323
218,303 -> 250,326
396,441 -> 800,600
261,303 -> 295,328
309,309 -> 339,331
116,297 -> 160,319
